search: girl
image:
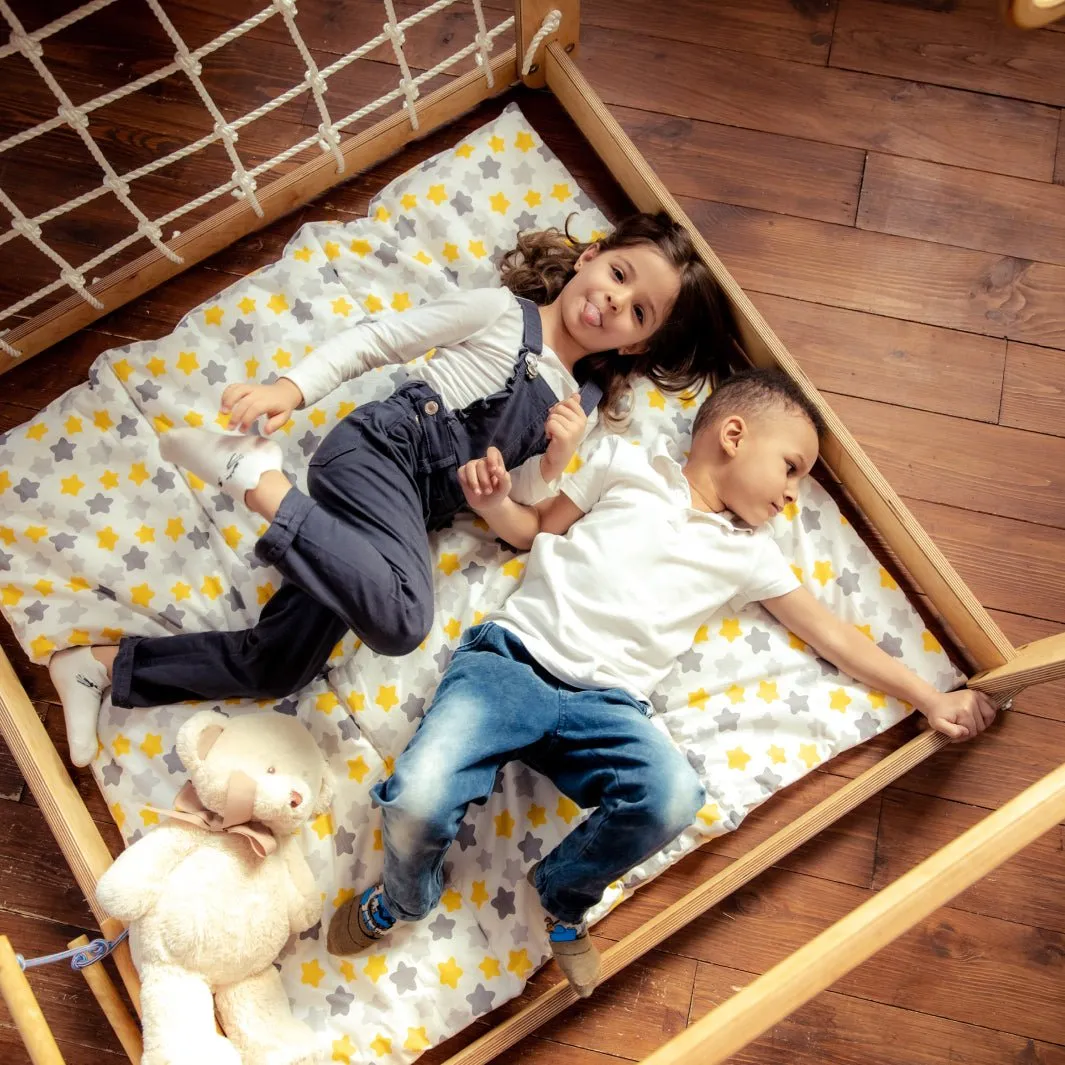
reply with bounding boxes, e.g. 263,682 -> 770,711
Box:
50,212 -> 734,767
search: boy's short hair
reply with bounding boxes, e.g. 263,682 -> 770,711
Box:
691,368 -> 825,441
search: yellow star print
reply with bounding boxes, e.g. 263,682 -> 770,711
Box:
502,558 -> 525,579
490,191 -> 510,214
688,688 -> 709,710
176,351 -> 199,375
471,881 -> 490,907
130,583 -> 155,608
111,360 -> 132,382
524,189 -> 542,207
267,293 -> 288,314
238,297 -> 256,315
204,305 -> 224,325
880,567 -> 898,590
442,242 -> 460,262
332,1034 -> 355,1063
507,950 -> 533,979
300,959 -> 325,987
392,292 -> 412,312
97,527 -> 119,551
758,680 -> 779,702
310,813 -> 334,839
812,560 -> 836,586
113,734 -> 131,757
768,745 -> 787,764
829,688 -> 852,712
528,803 -> 547,827
556,796 -> 581,823
438,957 -> 463,989
171,581 -> 192,601
488,134 -> 505,153
201,576 -> 223,600
444,617 -> 462,640
315,692 -> 339,714
293,246 -> 313,262
515,131 -> 536,152
332,297 -> 352,316
30,635 -> 56,660
719,617 -> 742,642
726,747 -> 751,770
494,810 -> 515,838
798,743 -> 820,769
323,241 -> 340,260
404,1029 -> 431,1053
140,734 -> 163,758
376,685 -> 398,712
696,803 -> 720,827
222,525 -> 242,549
346,691 -> 365,713
455,143 -> 474,158
365,293 -> 384,314
438,553 -> 460,575
468,239 -> 487,259
350,238 -> 371,256
93,410 -> 113,431
551,182 -> 572,202
726,684 -> 745,704
369,1035 -> 392,1057
922,631 -> 943,654
479,955 -> 501,979
427,184 -> 447,205
1,585 -> 23,607
347,756 -> 369,782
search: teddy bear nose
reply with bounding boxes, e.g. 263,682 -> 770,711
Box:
290,791 -> 303,808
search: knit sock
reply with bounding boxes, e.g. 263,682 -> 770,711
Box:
160,428 -> 283,501
327,884 -> 397,956
548,919 -> 600,998
48,647 -> 109,767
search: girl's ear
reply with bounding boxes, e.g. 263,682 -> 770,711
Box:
574,245 -> 600,271
616,340 -> 649,356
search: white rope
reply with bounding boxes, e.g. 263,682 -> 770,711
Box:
271,0 -> 345,173
470,0 -> 495,88
145,0 -> 263,217
383,0 -> 421,130
521,8 -> 561,75
0,0 -> 181,268
0,0 -> 514,358
0,0 -> 118,61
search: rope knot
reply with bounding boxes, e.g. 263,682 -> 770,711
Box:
12,30 -> 43,60
103,174 -> 130,198
232,170 -> 258,198
317,122 -> 340,150
137,220 -> 163,243
307,70 -> 327,95
214,120 -> 238,144
12,216 -> 42,240
58,104 -> 89,130
272,0 -> 298,15
59,267 -> 88,291
176,52 -> 202,78
383,20 -> 406,48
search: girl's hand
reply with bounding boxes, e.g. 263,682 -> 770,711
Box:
542,392 -> 587,482
220,378 -> 304,433
458,447 -> 512,513
919,689 -> 997,743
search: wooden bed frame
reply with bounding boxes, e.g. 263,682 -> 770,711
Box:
2,2 -> 1065,1062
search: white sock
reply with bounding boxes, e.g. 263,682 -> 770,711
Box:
160,428 -> 283,500
49,647 -> 110,768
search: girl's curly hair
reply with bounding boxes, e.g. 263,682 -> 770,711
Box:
499,212 -> 736,420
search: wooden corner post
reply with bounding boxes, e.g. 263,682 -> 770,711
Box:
516,0 -> 580,88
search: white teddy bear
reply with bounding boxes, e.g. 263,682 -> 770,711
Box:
95,709 -> 335,1065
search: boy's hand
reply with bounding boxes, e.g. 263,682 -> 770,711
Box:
221,378 -> 304,433
458,447 -> 512,514
541,392 -> 587,482
919,689 -> 998,743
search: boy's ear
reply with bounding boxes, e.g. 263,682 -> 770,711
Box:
720,415 -> 746,456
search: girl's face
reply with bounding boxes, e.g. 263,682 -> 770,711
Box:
560,243 -> 681,356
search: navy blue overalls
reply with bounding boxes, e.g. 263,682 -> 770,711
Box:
111,298 -> 602,708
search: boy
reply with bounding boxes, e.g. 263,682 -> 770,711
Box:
327,369 -> 996,996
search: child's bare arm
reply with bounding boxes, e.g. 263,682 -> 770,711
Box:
761,586 -> 997,742
458,447 -> 584,549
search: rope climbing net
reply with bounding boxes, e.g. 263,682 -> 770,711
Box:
0,0 -> 523,359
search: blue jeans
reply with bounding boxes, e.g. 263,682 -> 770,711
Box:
371,623 -> 705,925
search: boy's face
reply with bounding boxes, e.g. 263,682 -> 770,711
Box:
701,408 -> 819,526
559,243 -> 681,357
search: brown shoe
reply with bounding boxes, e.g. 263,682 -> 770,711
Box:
327,885 -> 395,956
550,930 -> 601,998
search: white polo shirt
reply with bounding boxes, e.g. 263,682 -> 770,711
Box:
491,435 -> 800,702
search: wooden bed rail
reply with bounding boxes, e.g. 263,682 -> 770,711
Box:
0,647 -> 141,1023
0,936 -> 65,1065
639,756 -> 1065,1065
542,40 -> 1016,676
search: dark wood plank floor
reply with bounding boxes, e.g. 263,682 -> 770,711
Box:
2,2 -> 1065,1063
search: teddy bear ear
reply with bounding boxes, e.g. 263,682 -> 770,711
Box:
313,765 -> 336,815
176,709 -> 230,772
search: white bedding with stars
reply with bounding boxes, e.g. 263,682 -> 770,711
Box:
0,103 -> 961,1062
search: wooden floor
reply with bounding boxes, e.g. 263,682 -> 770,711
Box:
3,1 -> 1065,1062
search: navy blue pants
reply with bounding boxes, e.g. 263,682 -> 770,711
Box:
112,388 -> 441,707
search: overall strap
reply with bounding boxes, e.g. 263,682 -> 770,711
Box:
516,296 -> 543,356
577,381 -> 603,415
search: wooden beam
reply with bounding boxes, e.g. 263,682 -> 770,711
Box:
543,40 -> 1015,672
0,49 -> 519,374
516,0 -> 579,88
0,936 -> 65,1065
639,759 -> 1065,1065
0,648 -> 141,1015
68,935 -> 142,1065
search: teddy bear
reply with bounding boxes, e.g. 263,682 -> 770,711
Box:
95,709 -> 335,1065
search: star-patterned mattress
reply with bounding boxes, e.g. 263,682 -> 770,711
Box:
0,103 -> 961,1061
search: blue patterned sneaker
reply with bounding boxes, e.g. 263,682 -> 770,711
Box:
327,884 -> 396,956
547,918 -> 600,998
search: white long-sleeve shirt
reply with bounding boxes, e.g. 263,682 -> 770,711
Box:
282,287 -> 596,504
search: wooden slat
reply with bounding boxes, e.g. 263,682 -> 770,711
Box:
0,935 -> 64,1065
831,0 -> 1065,106
827,700 -> 1065,812
646,764 -> 1065,1064
610,105 -> 864,226
1,1027 -> 122,1065
857,152 -> 1065,267
0,911 -> 122,1057
751,293 -> 1005,422
688,959 -> 1065,1065
577,24 -> 1060,180
1001,340 -> 1065,438
873,788 -> 1065,933
579,0 -> 837,66
682,198 -> 1065,350
662,860 -> 1065,1045
827,393 -> 1065,529
988,609 -> 1065,723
